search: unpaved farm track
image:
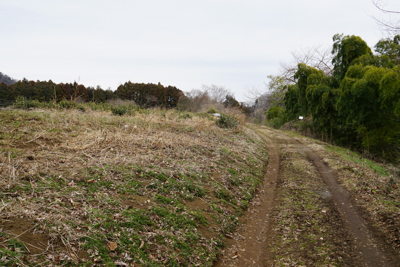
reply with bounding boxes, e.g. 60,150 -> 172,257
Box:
215,125 -> 399,267
213,126 -> 280,266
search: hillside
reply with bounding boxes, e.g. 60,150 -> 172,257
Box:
0,107 -> 267,266
0,72 -> 17,86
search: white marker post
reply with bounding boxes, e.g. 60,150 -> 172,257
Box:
299,116 -> 303,120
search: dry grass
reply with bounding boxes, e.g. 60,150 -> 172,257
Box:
0,108 -> 267,266
286,132 -> 400,254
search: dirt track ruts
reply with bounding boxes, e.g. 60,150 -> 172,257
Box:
214,125 -> 397,267
213,126 -> 280,266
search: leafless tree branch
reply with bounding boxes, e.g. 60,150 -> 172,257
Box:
372,0 -> 400,34
279,45 -> 333,83
244,85 -> 264,102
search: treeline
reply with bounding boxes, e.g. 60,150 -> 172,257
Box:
0,74 -> 250,115
268,34 -> 400,160
116,82 -> 182,108
0,79 -> 183,109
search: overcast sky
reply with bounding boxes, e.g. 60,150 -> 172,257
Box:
1,0 -> 399,102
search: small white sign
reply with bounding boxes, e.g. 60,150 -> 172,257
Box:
299,116 -> 303,120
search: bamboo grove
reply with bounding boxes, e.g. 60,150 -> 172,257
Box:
281,34 -> 400,160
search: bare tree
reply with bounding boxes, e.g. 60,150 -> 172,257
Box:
201,84 -> 230,104
279,45 -> 333,84
373,0 -> 400,34
179,89 -> 210,112
244,84 -> 264,102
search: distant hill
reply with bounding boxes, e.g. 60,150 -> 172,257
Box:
0,72 -> 18,86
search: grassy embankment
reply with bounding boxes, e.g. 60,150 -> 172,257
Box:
0,107 -> 267,266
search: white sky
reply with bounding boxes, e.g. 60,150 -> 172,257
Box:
1,0 -> 398,102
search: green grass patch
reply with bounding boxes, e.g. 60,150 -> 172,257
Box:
326,145 -> 389,176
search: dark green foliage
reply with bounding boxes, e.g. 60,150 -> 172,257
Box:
1,78 -> 183,111
294,63 -> 323,116
305,70 -> 342,142
351,54 -> 395,69
58,99 -> 74,109
115,82 -> 183,109
223,95 -> 251,115
283,84 -> 300,120
265,106 -> 287,128
266,106 -> 283,120
337,65 -> 400,158
111,105 -> 128,116
86,85 -> 117,102
216,114 -> 239,129
111,103 -> 138,116
224,95 -> 240,108
281,33 -> 400,160
374,35 -> 400,65
332,34 -> 373,81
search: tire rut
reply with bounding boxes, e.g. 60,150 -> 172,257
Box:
262,126 -> 397,267
295,140 -> 396,267
215,125 -> 398,266
213,127 -> 279,266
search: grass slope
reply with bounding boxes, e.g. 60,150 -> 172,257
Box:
0,108 -> 267,266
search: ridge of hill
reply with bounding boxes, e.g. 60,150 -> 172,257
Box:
0,72 -> 17,86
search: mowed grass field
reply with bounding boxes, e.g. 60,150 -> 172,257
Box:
0,107 -> 268,266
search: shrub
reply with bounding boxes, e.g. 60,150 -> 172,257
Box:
266,106 -> 283,120
75,104 -> 86,112
14,96 -> 27,109
178,112 -> 192,119
14,97 -> 45,109
58,99 -> 74,109
111,104 -> 138,116
207,106 -> 218,114
216,114 -> 239,129
111,105 -> 128,116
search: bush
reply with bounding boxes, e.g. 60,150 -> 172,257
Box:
111,104 -> 137,116
178,112 -> 192,119
58,99 -> 74,109
75,104 -> 86,112
207,106 -> 218,114
111,105 -> 128,116
216,114 -> 239,129
266,106 -> 283,120
14,96 -> 45,109
264,106 -> 288,129
14,96 -> 27,109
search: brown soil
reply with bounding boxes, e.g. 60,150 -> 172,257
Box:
297,141 -> 397,266
0,218 -> 56,255
214,125 -> 400,267
214,126 -> 279,266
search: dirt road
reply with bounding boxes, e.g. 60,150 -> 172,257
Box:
215,125 -> 398,266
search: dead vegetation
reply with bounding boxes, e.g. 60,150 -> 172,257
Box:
261,129 -> 355,266
286,131 -> 400,259
0,108 -> 267,266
